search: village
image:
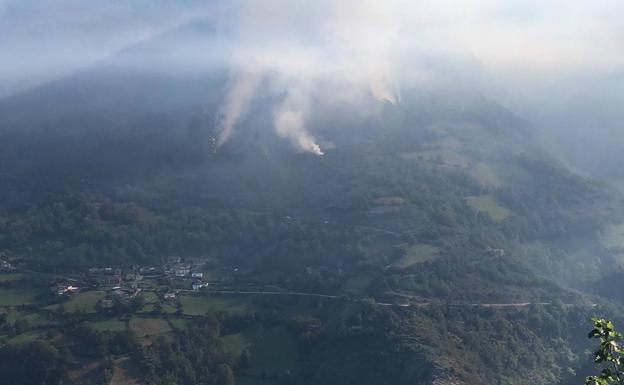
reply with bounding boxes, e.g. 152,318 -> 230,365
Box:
51,256 -> 222,312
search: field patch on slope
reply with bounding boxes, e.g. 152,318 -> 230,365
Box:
89,319 -> 127,332
465,195 -> 511,222
129,317 -> 171,337
62,291 -> 106,313
469,163 -> 502,187
0,287 -> 39,307
180,295 -> 249,316
395,244 -> 441,268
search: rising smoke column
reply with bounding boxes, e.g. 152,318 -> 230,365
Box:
215,0 -> 403,154
328,0 -> 402,105
216,70 -> 261,147
273,81 -> 323,155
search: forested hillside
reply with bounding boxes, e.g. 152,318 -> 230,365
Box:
1,19 -> 624,385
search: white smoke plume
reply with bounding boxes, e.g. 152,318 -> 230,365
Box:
215,0 -> 403,154
273,81 -> 323,156
216,70 -> 261,147
3,0 -> 622,156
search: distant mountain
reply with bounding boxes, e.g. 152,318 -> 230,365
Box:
1,18 -> 624,385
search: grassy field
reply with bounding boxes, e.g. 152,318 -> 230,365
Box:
1,309 -> 48,328
465,195 -> 511,222
20,312 -> 47,327
0,273 -> 24,283
180,295 -> 248,316
221,333 -> 249,356
129,317 -> 171,337
8,330 -> 44,345
89,319 -> 127,332
395,244 -> 440,268
168,318 -> 188,330
470,163 -> 502,187
0,287 -> 39,307
63,291 -> 106,313
161,303 -> 178,314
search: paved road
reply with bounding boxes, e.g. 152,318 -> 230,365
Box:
198,288 -> 567,309
18,267 -> 581,310
189,289 -> 339,299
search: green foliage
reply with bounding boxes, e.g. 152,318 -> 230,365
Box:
135,315 -> 235,385
0,195 -> 365,269
0,340 -> 70,385
586,318 -> 624,385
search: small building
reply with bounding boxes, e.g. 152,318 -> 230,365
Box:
55,284 -> 79,296
192,282 -> 209,291
163,292 -> 176,300
191,272 -> 203,279
125,272 -> 144,281
173,264 -> 191,277
111,286 -> 140,299
96,275 -> 122,286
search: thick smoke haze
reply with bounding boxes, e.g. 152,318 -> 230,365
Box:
0,0 -> 622,159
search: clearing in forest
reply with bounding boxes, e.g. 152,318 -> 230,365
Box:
395,244 -> 441,268
129,317 -> 171,337
465,195 -> 511,222
469,163 -> 502,187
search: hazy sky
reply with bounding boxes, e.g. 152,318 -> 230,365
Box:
1,0 -> 621,89
1,0 -> 622,156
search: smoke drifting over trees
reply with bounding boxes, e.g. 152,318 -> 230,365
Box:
0,0 -> 623,161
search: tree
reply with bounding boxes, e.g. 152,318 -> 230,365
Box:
586,318 -> 624,385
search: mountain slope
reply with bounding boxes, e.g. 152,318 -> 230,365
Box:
1,22 -> 624,385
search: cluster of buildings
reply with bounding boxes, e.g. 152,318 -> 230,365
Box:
51,256 -> 211,304
88,267 -> 123,287
164,256 -> 208,291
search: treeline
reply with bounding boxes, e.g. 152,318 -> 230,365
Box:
136,315 -> 236,385
0,314 -> 240,385
0,194 -> 364,270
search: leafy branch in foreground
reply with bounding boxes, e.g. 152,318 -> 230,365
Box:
586,318 -> 624,385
